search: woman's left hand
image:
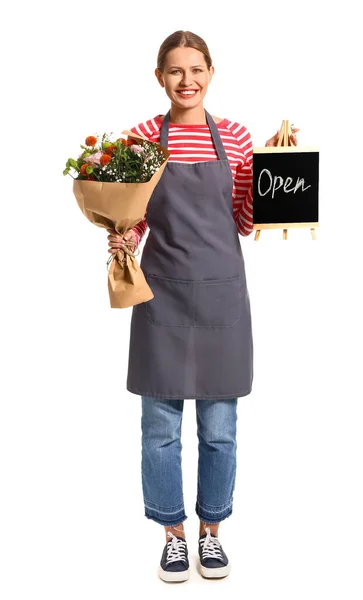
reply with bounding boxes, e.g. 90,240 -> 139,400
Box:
265,126 -> 300,147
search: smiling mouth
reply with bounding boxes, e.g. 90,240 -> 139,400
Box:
176,90 -> 199,97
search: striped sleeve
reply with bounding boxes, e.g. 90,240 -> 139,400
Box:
230,124 -> 254,237
128,120 -> 159,246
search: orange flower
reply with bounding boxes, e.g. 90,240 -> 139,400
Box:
115,137 -> 136,146
104,144 -> 117,156
100,154 -> 111,166
85,136 -> 97,146
80,164 -> 89,175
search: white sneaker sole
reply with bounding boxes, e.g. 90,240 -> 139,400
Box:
199,561 -> 231,578
159,565 -> 190,582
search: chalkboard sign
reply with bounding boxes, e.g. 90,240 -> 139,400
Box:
252,147 -> 319,227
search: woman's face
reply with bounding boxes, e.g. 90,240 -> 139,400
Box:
155,46 -> 214,109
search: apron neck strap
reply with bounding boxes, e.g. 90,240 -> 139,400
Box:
160,109 -> 228,161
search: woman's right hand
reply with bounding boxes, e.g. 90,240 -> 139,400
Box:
107,228 -> 137,254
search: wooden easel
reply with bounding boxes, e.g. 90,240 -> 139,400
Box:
254,120 -> 317,241
276,118 -> 293,148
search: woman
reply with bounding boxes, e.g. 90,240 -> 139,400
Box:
107,30 -> 298,583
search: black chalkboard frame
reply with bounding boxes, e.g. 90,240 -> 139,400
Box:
252,146 -> 319,231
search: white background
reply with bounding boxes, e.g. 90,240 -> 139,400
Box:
1,0 -> 362,598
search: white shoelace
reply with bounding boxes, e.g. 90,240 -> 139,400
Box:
165,529 -> 187,565
199,526 -> 223,560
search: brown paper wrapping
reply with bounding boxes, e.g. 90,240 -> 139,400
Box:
73,131 -> 170,308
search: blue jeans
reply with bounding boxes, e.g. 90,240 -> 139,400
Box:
141,396 -> 238,526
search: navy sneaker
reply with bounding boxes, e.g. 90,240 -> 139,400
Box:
159,531 -> 190,582
198,527 -> 231,578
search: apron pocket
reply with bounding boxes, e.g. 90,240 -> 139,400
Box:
194,275 -> 242,327
145,274 -> 195,327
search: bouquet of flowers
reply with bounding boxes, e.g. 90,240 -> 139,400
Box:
64,130 -> 169,308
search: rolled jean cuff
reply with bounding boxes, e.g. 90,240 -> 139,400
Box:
144,501 -> 187,526
195,498 -> 233,524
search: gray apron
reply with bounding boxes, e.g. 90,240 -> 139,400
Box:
127,109 -> 253,400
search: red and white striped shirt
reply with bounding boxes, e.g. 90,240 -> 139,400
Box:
130,114 -> 253,246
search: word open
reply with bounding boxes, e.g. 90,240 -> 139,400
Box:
258,169 -> 311,199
